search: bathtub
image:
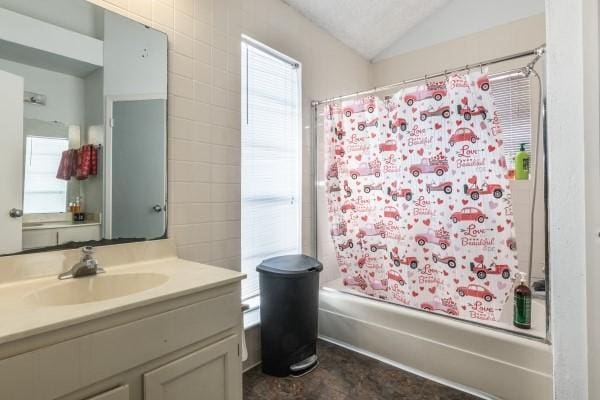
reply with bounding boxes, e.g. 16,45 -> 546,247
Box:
318,284 -> 552,400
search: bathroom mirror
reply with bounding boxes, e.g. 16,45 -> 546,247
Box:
0,0 -> 168,255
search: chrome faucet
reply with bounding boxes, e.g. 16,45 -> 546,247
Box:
58,246 -> 105,280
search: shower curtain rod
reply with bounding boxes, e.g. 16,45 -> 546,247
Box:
311,44 -> 546,106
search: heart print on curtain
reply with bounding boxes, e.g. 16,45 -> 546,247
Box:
324,73 -> 519,323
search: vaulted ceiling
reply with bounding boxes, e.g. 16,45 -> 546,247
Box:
281,0 -> 451,60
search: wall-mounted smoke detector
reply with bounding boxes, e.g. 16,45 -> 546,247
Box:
24,91 -> 47,106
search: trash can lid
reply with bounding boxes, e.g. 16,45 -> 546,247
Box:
256,254 -> 323,275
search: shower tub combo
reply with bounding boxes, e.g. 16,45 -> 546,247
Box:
312,46 -> 551,400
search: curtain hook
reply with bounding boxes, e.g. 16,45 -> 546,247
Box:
443,69 -> 448,82
465,64 -> 470,74
424,74 -> 429,85
480,63 -> 484,74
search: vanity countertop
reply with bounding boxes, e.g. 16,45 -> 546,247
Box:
0,257 -> 244,345
22,220 -> 101,230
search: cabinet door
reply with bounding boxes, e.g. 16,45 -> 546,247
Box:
86,385 -> 129,400
144,335 -> 241,400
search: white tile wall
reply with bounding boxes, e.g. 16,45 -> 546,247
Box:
87,0 -> 371,271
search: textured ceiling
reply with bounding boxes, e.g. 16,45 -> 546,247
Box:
282,0 -> 450,60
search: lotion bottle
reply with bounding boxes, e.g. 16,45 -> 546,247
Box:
515,143 -> 530,180
513,272 -> 532,329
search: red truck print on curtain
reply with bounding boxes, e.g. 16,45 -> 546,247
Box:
343,97 -> 376,117
357,118 -> 378,131
383,206 -> 401,221
340,202 -> 355,213
343,274 -> 368,290
369,242 -> 388,252
379,140 -> 397,152
389,113 -> 408,132
403,85 -> 447,106
368,278 -> 389,297
334,121 -> 346,140
327,163 -> 338,180
409,156 -> 449,177
507,237 -> 517,251
363,182 -> 383,193
415,228 -> 450,250
350,162 -> 381,179
356,222 -> 386,239
330,222 -> 347,237
387,270 -> 406,286
327,182 -> 341,193
390,248 -> 418,269
421,298 -> 459,316
338,239 -> 354,250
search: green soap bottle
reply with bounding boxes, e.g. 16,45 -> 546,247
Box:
514,273 -> 531,329
515,143 -> 530,180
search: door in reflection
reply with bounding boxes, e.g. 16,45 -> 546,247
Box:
110,99 -> 166,239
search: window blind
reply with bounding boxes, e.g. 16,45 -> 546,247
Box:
241,40 -> 302,301
490,74 -> 532,169
23,136 -> 68,214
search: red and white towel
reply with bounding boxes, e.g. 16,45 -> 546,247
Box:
56,145 -> 98,181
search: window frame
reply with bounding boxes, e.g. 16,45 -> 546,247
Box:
240,35 -> 303,302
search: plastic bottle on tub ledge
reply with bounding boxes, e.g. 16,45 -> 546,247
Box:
514,272 -> 532,329
514,143 -> 530,180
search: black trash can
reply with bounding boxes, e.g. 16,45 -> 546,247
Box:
257,254 -> 323,377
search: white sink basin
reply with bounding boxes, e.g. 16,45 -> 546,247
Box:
26,273 -> 169,306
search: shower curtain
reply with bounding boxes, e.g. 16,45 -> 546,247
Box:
325,73 -> 518,323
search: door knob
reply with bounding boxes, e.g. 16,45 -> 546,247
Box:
152,205 -> 163,212
9,208 -> 23,218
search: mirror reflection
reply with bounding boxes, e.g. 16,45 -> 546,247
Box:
0,0 -> 168,255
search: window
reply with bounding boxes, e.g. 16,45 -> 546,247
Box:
490,74 -> 532,169
241,37 -> 302,301
23,136 -> 69,214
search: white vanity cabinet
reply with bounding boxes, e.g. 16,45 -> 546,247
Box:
0,280 -> 244,400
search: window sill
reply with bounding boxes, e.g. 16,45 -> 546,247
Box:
244,307 -> 260,329
243,295 -> 261,329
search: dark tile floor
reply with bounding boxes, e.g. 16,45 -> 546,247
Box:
243,340 -> 482,400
